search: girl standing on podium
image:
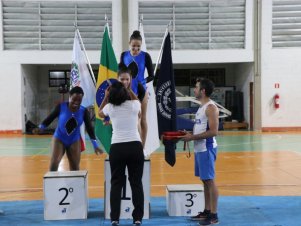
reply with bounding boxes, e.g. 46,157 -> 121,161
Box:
120,30 -> 155,148
35,86 -> 103,171
98,69 -> 144,226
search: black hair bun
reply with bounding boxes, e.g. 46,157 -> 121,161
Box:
118,62 -> 127,70
130,30 -> 142,41
132,30 -> 140,36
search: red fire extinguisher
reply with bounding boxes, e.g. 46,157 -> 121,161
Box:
274,94 -> 280,109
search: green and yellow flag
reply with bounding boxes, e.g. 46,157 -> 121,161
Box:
95,25 -> 118,153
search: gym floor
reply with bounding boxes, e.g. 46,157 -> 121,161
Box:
0,131 -> 301,225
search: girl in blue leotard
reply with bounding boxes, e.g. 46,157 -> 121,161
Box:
120,30 -> 154,95
36,86 -> 103,171
120,31 -> 155,147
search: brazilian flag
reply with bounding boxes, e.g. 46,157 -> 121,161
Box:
94,25 -> 118,153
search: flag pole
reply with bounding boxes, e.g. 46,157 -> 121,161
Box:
154,21 -> 171,76
74,24 -> 96,86
105,14 -> 110,38
103,15 -> 113,86
139,14 -> 143,30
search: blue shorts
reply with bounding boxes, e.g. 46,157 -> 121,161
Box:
194,148 -> 217,180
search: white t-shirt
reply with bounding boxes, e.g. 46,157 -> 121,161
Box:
193,100 -> 217,152
102,100 -> 141,144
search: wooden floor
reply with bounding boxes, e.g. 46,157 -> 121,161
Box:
1,144 -> 301,201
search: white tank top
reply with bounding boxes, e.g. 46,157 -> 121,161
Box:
193,100 -> 217,153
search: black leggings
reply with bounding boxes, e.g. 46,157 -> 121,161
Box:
109,141 -> 144,221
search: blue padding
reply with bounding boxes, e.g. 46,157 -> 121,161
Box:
176,107 -> 198,115
177,116 -> 194,131
0,196 -> 300,225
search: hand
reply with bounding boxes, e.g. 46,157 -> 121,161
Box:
181,131 -> 193,142
94,147 -> 104,155
128,88 -> 138,100
127,80 -> 132,90
105,86 -> 111,97
103,116 -> 110,126
127,87 -> 134,93
142,140 -> 145,149
103,120 -> 110,126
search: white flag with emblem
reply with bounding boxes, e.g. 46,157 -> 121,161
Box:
71,31 -> 95,107
71,30 -> 95,150
139,23 -> 160,157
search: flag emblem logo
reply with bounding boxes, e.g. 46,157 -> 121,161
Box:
157,80 -> 172,119
70,62 -> 80,87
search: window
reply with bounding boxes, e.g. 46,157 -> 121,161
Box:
139,0 -> 246,50
49,71 -> 69,87
2,1 -> 112,50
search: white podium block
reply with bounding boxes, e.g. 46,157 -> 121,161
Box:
44,170 -> 88,220
104,159 -> 150,219
166,184 -> 204,216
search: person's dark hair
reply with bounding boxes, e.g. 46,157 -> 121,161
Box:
196,78 -> 215,97
130,30 -> 142,42
69,86 -> 84,96
118,62 -> 132,77
108,81 -> 130,106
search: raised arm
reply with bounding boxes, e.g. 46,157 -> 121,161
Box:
83,109 -> 103,155
128,88 -> 139,101
98,87 -> 110,118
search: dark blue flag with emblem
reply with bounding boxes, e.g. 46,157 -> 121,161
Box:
156,32 -> 177,166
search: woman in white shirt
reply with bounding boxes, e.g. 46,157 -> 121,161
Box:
117,62 -> 148,148
98,75 -> 144,226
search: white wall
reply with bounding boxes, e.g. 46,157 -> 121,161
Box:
22,65 -> 39,127
261,1 -> 301,128
0,63 -> 22,131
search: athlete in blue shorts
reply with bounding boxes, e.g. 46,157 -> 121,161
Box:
182,78 -> 219,225
35,86 -> 103,171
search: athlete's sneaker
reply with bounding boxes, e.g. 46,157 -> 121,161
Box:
111,221 -> 119,226
198,214 -> 219,225
133,220 -> 141,226
190,210 -> 211,221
